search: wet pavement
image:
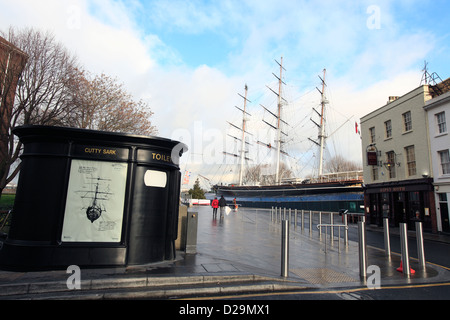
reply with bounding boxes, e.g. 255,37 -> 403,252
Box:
189,206 -> 448,287
0,206 -> 449,299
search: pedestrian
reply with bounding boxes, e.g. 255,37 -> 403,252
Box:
211,197 -> 219,218
218,195 -> 227,218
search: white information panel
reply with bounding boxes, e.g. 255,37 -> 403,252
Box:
61,159 -> 128,243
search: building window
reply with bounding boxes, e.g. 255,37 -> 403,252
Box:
385,120 -> 392,139
403,111 -> 412,132
409,191 -> 422,221
439,150 -> 450,175
405,145 -> 416,176
386,151 -> 396,178
369,127 -> 376,144
436,112 -> 447,134
372,166 -> 378,181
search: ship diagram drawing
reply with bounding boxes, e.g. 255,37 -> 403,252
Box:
62,159 -> 128,243
76,177 -> 113,223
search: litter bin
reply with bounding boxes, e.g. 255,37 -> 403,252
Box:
0,125 -> 187,270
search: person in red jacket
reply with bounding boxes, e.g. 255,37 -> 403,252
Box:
211,197 -> 219,218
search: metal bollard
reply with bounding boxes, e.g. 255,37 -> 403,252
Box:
338,226 -> 341,252
344,213 -> 348,246
383,218 -> 391,258
309,210 -> 312,232
275,207 -> 278,223
318,212 -> 322,236
399,223 -> 411,277
186,212 -> 198,254
358,221 -> 367,279
301,210 -> 304,231
281,220 -> 289,277
330,212 -> 334,241
278,207 -> 281,223
416,222 -> 426,270
294,209 -> 298,229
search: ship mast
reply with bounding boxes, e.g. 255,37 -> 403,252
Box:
317,69 -> 328,179
258,57 -> 287,185
274,57 -> 285,184
223,84 -> 252,186
238,84 -> 250,185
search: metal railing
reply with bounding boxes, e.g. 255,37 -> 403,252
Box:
271,207 -> 355,253
316,223 -> 348,252
272,207 -> 428,281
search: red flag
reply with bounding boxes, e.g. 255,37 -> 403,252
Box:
355,122 -> 361,139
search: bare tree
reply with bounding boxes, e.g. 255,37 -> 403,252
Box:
0,26 -> 158,196
243,164 -> 261,185
243,163 -> 293,185
325,155 -> 362,173
0,27 -> 78,194
10,28 -> 79,126
66,69 -> 157,136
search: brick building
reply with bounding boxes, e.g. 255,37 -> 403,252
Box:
0,36 -> 28,188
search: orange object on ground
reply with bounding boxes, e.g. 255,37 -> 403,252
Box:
396,261 -> 415,274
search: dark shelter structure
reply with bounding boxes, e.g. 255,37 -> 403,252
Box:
0,125 -> 187,271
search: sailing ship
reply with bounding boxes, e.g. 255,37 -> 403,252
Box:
213,58 -> 364,213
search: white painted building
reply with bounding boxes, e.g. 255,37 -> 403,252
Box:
424,90 -> 450,233
361,85 -> 437,232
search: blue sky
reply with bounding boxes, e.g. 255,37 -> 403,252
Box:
1,0 -> 449,185
130,0 -> 450,80
78,0 -> 450,78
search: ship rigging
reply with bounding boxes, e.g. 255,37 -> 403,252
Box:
223,58 -> 333,186
211,58 -> 364,213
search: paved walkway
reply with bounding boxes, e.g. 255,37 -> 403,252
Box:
190,206 -> 449,287
0,206 -> 449,299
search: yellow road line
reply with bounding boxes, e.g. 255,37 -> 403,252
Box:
179,282 -> 450,300
179,240 -> 450,300
367,243 -> 450,271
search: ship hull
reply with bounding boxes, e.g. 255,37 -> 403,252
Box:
214,180 -> 364,213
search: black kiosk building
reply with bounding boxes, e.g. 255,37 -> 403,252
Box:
0,125 -> 187,270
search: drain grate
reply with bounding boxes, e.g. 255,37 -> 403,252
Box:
290,268 -> 358,284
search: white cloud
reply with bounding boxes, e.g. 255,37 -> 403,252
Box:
0,0 -> 444,186
0,0 -> 156,89
146,64 -> 242,137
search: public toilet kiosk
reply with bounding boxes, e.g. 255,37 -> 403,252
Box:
0,125 -> 187,271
